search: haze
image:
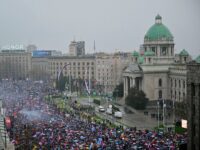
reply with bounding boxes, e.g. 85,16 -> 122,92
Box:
0,0 -> 199,57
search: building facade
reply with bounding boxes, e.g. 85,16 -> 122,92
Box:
123,15 -> 194,104
0,45 -> 31,79
95,52 -> 129,94
69,41 -> 85,56
187,62 -> 200,150
31,57 -> 49,81
48,55 -> 95,81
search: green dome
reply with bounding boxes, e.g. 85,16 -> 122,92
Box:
195,55 -> 200,63
132,51 -> 139,57
179,49 -> 189,56
144,15 -> 173,41
138,56 -> 144,64
144,50 -> 155,56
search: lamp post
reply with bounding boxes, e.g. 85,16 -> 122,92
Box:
173,99 -> 175,133
64,92 -> 67,112
163,99 -> 166,132
157,100 -> 160,129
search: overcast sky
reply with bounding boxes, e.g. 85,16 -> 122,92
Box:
0,0 -> 199,57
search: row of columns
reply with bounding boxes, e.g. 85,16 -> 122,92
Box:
123,76 -> 136,98
144,45 -> 174,57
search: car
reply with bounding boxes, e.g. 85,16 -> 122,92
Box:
106,108 -> 112,115
98,106 -> 105,112
114,111 -> 122,118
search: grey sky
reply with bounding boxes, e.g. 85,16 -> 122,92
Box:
0,0 -> 199,57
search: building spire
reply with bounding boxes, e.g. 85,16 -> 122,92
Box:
93,40 -> 96,54
155,14 -> 162,24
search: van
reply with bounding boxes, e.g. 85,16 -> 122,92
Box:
106,108 -> 112,115
114,111 -> 122,118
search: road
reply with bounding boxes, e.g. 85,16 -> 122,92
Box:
78,97 -> 158,130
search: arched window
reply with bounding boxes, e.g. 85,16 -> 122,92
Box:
171,90 -> 173,99
159,79 -> 162,87
183,92 -> 185,100
159,90 -> 162,99
175,79 -> 177,87
183,81 -> 185,89
175,91 -> 176,100
171,78 -> 173,87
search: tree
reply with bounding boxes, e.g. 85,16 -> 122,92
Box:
56,72 -> 68,92
113,83 -> 124,98
125,87 -> 149,110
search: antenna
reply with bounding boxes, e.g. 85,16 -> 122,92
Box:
93,40 -> 96,54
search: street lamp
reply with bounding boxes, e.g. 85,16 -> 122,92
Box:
64,92 -> 67,112
157,100 -> 160,129
163,99 -> 166,132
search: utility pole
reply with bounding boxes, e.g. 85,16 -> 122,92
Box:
88,67 -> 91,106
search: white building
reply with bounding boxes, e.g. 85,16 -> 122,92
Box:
123,15 -> 194,103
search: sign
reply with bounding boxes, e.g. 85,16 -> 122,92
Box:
181,119 -> 187,129
32,50 -> 51,57
1,44 -> 24,50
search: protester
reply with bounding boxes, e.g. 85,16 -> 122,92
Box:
0,79 -> 187,150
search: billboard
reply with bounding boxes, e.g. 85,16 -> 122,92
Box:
32,50 -> 51,57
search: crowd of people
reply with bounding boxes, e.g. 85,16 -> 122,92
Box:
0,80 -> 187,149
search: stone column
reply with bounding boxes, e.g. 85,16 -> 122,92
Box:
168,46 -> 171,56
157,45 -> 161,57
124,77 -> 128,97
123,77 -> 126,97
132,77 -> 135,88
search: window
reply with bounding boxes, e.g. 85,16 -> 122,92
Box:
171,90 -> 173,99
159,90 -> 162,98
159,79 -> 162,87
148,58 -> 151,63
171,78 -> 173,87
184,57 -> 186,62
151,47 -> 155,53
175,91 -> 176,100
183,81 -> 185,88
175,79 -> 177,87
179,80 -> 181,88
161,47 -> 167,56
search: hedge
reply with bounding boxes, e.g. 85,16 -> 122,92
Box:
93,99 -> 100,105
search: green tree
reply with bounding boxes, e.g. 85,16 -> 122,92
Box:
113,83 -> 124,98
125,87 -> 149,110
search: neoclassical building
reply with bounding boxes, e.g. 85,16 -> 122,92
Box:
123,15 -> 195,103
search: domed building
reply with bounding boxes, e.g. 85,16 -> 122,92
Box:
123,15 -> 193,108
